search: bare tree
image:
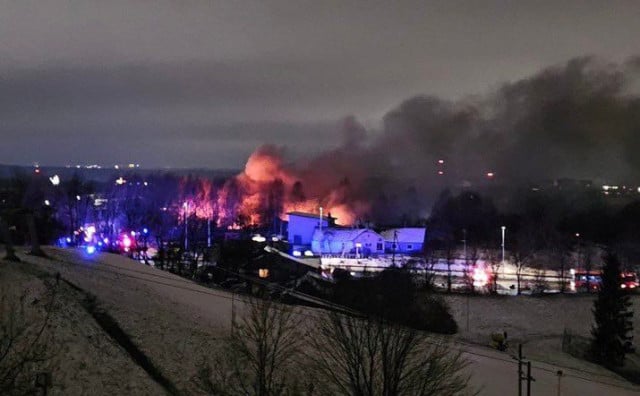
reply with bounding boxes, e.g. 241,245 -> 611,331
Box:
580,242 -> 597,292
551,245 -> 570,293
193,297 -> 304,396
419,250 -> 438,291
510,227 -> 535,295
486,249 -> 502,295
462,245 -> 481,294
531,259 -> 548,295
442,241 -> 456,293
307,311 -> 475,396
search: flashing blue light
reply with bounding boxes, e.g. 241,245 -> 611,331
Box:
97,241 -> 103,247
86,245 -> 96,255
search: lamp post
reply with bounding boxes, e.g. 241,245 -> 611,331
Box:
501,226 -> 506,277
463,228 -> 467,266
183,201 -> 189,251
463,228 -> 469,331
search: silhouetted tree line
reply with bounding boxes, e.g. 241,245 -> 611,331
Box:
427,187 -> 640,270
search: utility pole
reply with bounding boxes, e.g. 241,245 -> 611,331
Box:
463,228 -> 467,265
463,228 -> 469,331
501,226 -> 506,278
183,201 -> 189,251
518,344 -> 523,396
527,361 -> 532,396
516,344 -> 535,396
392,230 -> 396,266
556,370 -> 563,396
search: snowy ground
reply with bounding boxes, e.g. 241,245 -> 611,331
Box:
445,293 -> 640,394
2,247 -> 639,395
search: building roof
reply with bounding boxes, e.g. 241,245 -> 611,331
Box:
287,211 -> 333,221
314,227 -> 382,242
381,228 -> 426,244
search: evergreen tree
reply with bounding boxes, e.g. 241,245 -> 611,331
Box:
590,250 -> 634,367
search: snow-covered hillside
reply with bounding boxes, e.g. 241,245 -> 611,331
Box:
2,247 -> 638,395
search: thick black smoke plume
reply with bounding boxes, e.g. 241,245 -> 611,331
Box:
243,56 -> 640,225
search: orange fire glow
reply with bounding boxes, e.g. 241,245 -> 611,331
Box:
215,145 -> 368,227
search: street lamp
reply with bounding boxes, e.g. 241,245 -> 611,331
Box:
251,234 -> 266,243
183,201 -> 189,251
501,226 -> 506,276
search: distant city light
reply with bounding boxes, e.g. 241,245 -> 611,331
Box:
66,237 -> 72,243
143,228 -> 148,234
437,159 -> 444,164
115,177 -> 126,185
34,168 -> 40,174
44,200 -> 50,206
76,195 -> 81,201
486,172 -> 495,178
437,170 -> 444,175
49,175 -> 60,186
86,245 -> 96,255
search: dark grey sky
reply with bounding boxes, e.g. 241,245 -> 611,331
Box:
1,1 -> 639,168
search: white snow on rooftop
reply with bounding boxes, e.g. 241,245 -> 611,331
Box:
313,228 -> 381,242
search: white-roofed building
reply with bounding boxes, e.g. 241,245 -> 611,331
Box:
287,211 -> 333,252
311,228 -> 385,256
381,227 -> 426,254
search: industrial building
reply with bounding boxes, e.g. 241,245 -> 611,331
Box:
287,211 -> 426,257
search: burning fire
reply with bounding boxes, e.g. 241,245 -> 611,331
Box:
215,145 -> 368,227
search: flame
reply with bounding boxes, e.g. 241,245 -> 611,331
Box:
216,145 -> 368,227
177,178 -> 216,222
171,142 -> 369,228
